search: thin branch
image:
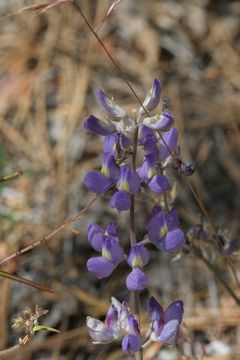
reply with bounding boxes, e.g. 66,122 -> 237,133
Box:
95,0 -> 122,34
0,345 -> 20,360
0,171 -> 23,183
0,195 -> 97,266
192,243 -> 240,307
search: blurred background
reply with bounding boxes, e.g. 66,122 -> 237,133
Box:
0,0 -> 240,359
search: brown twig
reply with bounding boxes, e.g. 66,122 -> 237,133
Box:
0,195 -> 97,266
0,171 -> 23,183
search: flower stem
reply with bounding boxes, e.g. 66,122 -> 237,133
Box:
129,127 -> 143,360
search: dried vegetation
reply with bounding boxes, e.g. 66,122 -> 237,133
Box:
0,0 -> 240,359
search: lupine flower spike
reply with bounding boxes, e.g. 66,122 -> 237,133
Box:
84,79 -> 187,357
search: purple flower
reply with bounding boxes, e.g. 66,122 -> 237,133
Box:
103,133 -> 132,157
83,114 -> 115,136
87,256 -> 116,278
159,110 -> 174,131
158,128 -> 178,162
147,296 -> 164,322
161,228 -> 186,252
143,133 -> 158,158
87,224 -> 124,278
147,207 -> 185,252
110,190 -> 131,211
138,154 -> 156,181
103,134 -> 118,156
87,236 -> 124,278
101,153 -> 120,181
142,79 -> 162,112
87,222 -> 119,252
102,236 -> 124,264
122,334 -> 141,355
138,125 -> 155,145
97,89 -> 127,118
117,167 -> 140,194
106,222 -> 118,237
128,315 -> 140,336
127,244 -> 149,268
84,171 -> 112,194
119,132 -> 132,151
148,297 -> 184,345
86,316 -> 115,343
148,175 -> 170,195
87,223 -> 104,251
87,297 -> 141,350
109,167 -> 140,211
104,303 -> 118,329
126,267 -> 148,291
142,111 -> 174,132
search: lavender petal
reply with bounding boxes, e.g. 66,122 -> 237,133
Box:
87,256 -> 115,278
126,268 -> 148,291
83,114 -> 115,136
84,171 -> 112,194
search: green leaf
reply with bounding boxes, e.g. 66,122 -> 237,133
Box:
33,325 -> 61,334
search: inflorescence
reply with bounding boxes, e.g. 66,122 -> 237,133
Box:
83,79 -> 185,356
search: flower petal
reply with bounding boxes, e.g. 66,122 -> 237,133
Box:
158,128 -> 178,161
160,228 -> 186,252
147,210 -> 166,245
143,111 -> 174,131
106,222 -> 118,237
84,171 -> 112,194
165,208 -> 180,230
119,132 -> 132,151
122,334 -> 141,355
102,236 -> 124,264
158,319 -> 180,345
83,114 -> 115,136
128,315 -> 140,336
101,153 -> 120,181
157,110 -> 174,131
128,244 -> 149,268
104,304 -> 119,331
139,125 -> 155,145
87,223 -> 104,252
147,296 -> 164,322
87,256 -> 115,278
149,175 -> 170,195
97,89 -> 127,117
117,167 -> 140,193
86,316 -> 115,343
138,154 -> 156,181
126,268 -> 148,291
164,300 -> 184,324
143,134 -> 159,158
103,134 -> 118,156
142,78 -> 162,112
110,190 -> 131,211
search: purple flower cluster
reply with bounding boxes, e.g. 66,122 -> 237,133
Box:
87,222 -> 149,290
87,297 -> 141,356
87,296 -> 184,355
147,206 -> 185,252
147,297 -> 184,344
83,79 -> 186,355
87,222 -> 124,278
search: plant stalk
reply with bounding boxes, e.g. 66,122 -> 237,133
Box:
129,127 -> 143,360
